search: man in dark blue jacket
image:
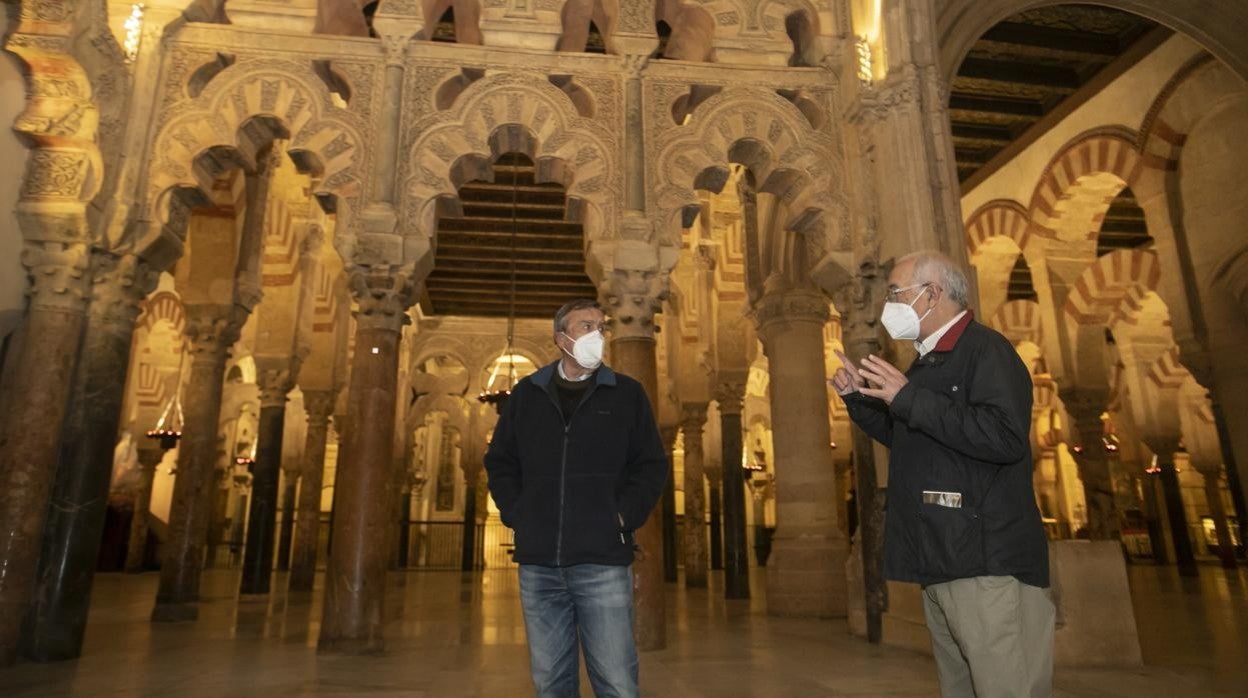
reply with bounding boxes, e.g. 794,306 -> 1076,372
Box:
832,252 -> 1053,697
484,298 -> 668,698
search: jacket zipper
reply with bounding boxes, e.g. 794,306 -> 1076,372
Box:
545,379 -> 598,567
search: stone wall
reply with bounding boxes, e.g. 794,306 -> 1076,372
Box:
0,11 -> 27,341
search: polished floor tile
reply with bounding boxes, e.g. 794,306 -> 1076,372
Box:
2,564 -> 1245,696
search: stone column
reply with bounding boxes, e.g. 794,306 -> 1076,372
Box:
460,464 -> 480,572
290,390 -> 335,592
319,269 -> 416,654
1210,398 -> 1248,548
715,381 -> 750,600
1198,468 -> 1237,569
24,253 -> 158,661
239,366 -> 293,595
707,466 -> 723,570
754,290 -> 848,617
152,305 -> 242,622
275,469 -> 299,571
604,269 -> 668,651
125,447 -> 167,573
1145,437 -> 1198,577
681,404 -> 709,588
1063,392 -> 1122,541
660,426 -> 678,583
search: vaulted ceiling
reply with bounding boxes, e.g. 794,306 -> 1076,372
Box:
952,5 -> 1164,188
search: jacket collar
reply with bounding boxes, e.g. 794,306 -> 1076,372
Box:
931,310 -> 975,353
531,360 -> 617,388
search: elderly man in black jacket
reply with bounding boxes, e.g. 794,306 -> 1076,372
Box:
832,252 -> 1053,697
485,298 -> 668,698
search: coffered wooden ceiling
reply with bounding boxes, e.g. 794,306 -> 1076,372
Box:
424,154 -> 598,319
952,5 -> 1164,187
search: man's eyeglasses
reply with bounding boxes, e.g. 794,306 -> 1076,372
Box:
884,283 -> 932,303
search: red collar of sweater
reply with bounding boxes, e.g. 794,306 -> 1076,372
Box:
931,310 -> 975,352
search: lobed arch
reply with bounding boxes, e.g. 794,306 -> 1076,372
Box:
143,59 -> 369,266
1064,248 -> 1161,326
1027,129 -> 1142,242
137,290 -> 187,339
401,73 -> 617,257
653,87 -> 848,293
936,0 -> 1248,88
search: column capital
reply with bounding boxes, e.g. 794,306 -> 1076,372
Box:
255,363 -> 294,408
602,267 -> 669,340
381,35 -> 409,67
659,425 -> 678,451
89,251 -> 161,330
21,241 -> 92,313
681,402 -> 708,435
347,263 -> 420,333
302,389 -> 337,426
714,381 -> 746,416
752,289 -> 830,336
182,303 -> 243,364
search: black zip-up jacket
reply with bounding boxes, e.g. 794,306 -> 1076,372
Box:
843,314 -> 1050,588
484,361 -> 669,567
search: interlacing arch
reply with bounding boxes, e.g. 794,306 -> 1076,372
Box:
653,87 -> 846,265
1148,345 -> 1188,392
137,291 -> 187,338
1027,129 -> 1142,241
1064,249 -> 1161,325
146,59 -> 368,242
965,200 -> 1031,256
401,73 -> 617,245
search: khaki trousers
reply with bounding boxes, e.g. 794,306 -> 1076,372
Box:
922,576 -> 1055,698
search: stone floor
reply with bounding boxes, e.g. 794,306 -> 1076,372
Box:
2,563 -> 1246,696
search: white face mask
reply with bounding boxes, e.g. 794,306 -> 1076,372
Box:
561,330 -> 604,370
880,284 -> 934,341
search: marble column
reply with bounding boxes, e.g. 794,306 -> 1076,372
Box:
0,245 -> 91,664
708,467 -> 723,570
715,381 -> 750,600
610,333 -> 666,650
290,390 -> 335,592
1064,393 -> 1122,541
460,466 -> 480,572
660,426 -> 678,584
1146,437 -> 1197,577
275,471 -> 299,571
754,290 -> 848,617
125,448 -> 167,573
681,404 -> 709,588
1210,398 -> 1248,548
239,367 -> 292,595
25,252 -> 159,661
152,305 -> 242,622
319,271 -> 414,654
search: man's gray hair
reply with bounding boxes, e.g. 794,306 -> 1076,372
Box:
899,251 -> 970,309
553,298 -> 602,333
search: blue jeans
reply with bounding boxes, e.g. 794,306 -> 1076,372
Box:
518,564 -> 639,698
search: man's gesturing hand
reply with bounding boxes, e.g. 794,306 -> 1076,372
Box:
857,354 -> 908,405
830,349 -> 866,396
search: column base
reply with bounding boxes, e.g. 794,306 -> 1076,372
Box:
317,636 -> 385,656
150,601 -> 199,623
765,533 -> 849,617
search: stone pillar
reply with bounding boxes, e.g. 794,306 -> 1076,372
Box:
754,290 -> 848,617
715,381 -> 750,600
1064,392 -> 1122,541
238,367 -> 292,595
1190,446 -> 1237,569
604,267 -> 668,650
290,390 -> 335,592
23,253 -> 158,661
681,404 -> 709,588
660,426 -> 678,583
1145,437 -> 1197,577
460,465 -> 480,572
319,269 -> 416,654
1210,398 -> 1248,547
707,467 -> 723,570
152,305 -> 242,622
275,470 -> 299,571
125,448 -> 167,573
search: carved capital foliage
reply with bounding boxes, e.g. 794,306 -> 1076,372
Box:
89,250 -> 161,329
602,268 -> 669,340
182,304 -> 243,364
681,402 -> 708,441
752,289 -> 830,335
347,263 -> 420,332
21,240 -> 91,313
256,365 -> 295,408
302,389 -> 337,426
846,70 -> 921,127
381,35 -> 409,67
834,262 -> 886,353
714,381 -> 746,416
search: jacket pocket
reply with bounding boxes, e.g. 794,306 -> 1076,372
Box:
916,503 -> 984,579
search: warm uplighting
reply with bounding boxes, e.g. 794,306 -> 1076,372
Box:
123,4 -> 145,63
